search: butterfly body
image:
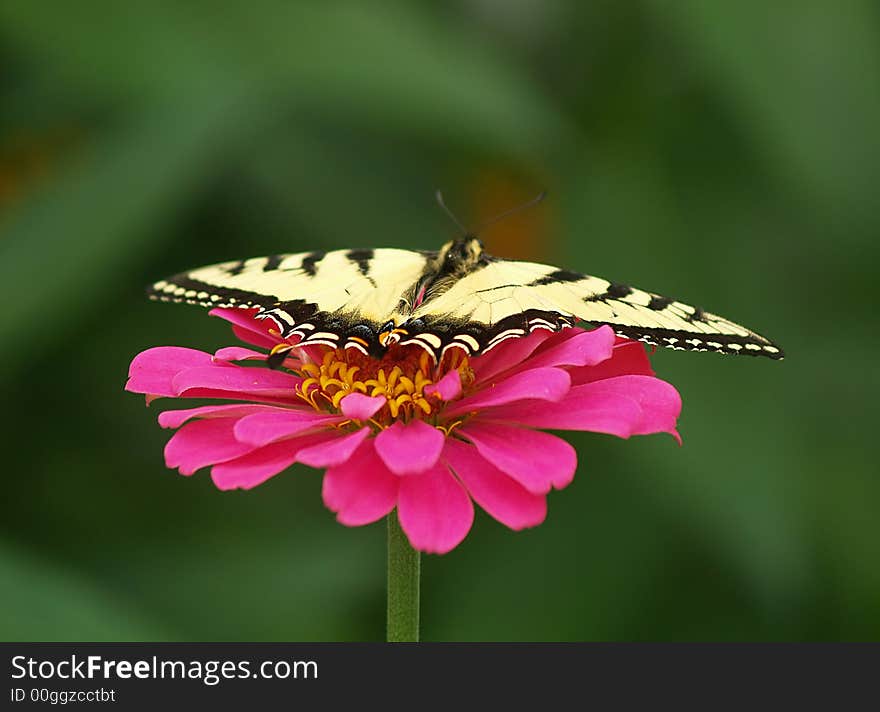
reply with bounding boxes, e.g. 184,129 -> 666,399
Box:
149,237 -> 783,361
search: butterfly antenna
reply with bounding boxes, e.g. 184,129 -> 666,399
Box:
473,191 -> 547,234
435,190 -> 470,237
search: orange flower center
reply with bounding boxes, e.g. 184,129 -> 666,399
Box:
291,345 -> 473,428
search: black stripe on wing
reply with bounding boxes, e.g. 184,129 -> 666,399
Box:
608,324 -> 784,359
147,276 -> 278,309
393,308 -> 574,360
345,248 -> 377,286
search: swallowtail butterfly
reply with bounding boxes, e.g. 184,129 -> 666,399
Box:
149,237 -> 783,363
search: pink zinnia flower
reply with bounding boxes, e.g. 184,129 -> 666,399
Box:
125,308 -> 681,553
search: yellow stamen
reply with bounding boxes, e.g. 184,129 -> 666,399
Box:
331,390 -> 350,409
320,376 -> 346,390
291,345 -> 474,432
437,420 -> 464,436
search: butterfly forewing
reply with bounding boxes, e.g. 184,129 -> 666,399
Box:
149,248 -> 432,347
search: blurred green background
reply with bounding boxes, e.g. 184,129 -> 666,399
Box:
1,1 -> 878,641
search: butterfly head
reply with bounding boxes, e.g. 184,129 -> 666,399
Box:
438,236 -> 484,274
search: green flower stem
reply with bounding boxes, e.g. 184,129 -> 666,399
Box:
386,511 -> 420,642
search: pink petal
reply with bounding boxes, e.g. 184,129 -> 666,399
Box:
481,375 -> 681,441
125,347 -> 213,397
230,325 -> 280,350
459,421 -> 576,494
340,393 -> 386,421
322,440 -> 399,526
297,427 -> 371,468
587,376 -> 681,439
171,364 -> 301,400
569,340 -> 654,385
374,420 -> 445,475
163,389 -> 293,406
213,346 -> 269,362
470,328 -> 553,382
443,439 -> 546,530
210,307 -> 280,349
297,344 -> 329,366
424,369 -> 462,401
519,325 -> 615,370
209,441 -> 298,490
486,389 -> 641,437
443,367 -> 570,419
210,306 -> 262,328
209,430 -> 338,490
158,403 -> 281,429
233,409 -> 342,446
164,419 -> 259,476
397,462 -> 474,554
